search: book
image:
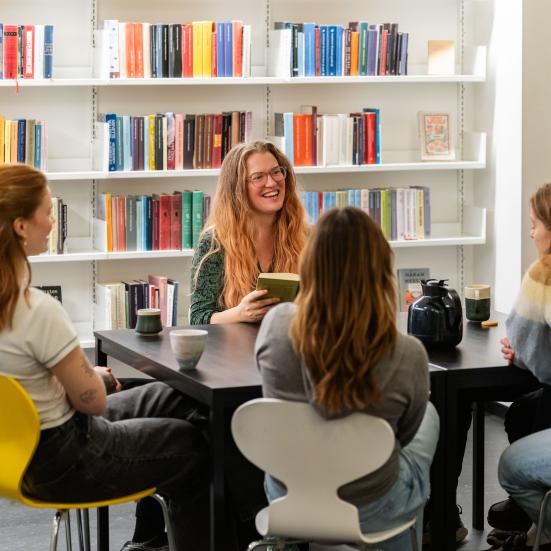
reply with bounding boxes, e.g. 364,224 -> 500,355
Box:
427,40 -> 455,75
397,267 -> 429,312
256,272 -> 300,302
36,285 -> 62,303
418,111 -> 455,161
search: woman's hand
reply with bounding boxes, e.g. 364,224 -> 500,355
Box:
237,289 -> 280,323
500,337 -> 516,364
94,366 -> 122,393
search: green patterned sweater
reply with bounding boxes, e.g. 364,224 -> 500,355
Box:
190,231 -> 225,325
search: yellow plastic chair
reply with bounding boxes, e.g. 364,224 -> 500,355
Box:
0,375 -> 175,551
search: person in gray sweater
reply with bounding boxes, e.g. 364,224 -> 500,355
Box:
255,207 -> 439,551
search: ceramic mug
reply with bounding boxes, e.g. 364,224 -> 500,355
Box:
464,284 -> 491,322
135,308 -> 163,335
169,329 -> 208,370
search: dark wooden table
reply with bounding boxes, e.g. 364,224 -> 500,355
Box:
95,314 -> 540,551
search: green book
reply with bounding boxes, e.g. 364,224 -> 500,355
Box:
256,272 -> 300,302
182,190 -> 192,249
191,190 -> 204,248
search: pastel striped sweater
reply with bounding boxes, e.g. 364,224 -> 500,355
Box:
506,254 -> 551,384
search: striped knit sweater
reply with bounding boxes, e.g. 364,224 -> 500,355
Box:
506,254 -> 551,384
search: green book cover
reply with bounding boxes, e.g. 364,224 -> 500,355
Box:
191,190 -> 204,248
256,272 -> 300,302
182,190 -> 192,249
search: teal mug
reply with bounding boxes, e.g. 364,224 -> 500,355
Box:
464,284 -> 491,322
135,308 -> 163,335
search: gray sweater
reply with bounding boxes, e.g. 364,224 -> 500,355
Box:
255,302 -> 430,506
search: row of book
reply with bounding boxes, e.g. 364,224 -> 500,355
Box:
95,275 -> 179,330
0,24 -> 54,79
269,21 -> 408,78
0,117 -> 48,169
99,20 -> 251,79
94,190 -> 210,253
269,107 -> 381,167
94,111 -> 252,172
300,186 -> 431,241
47,197 -> 67,255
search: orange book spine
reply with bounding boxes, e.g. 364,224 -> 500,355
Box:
182,24 -> 193,78
293,114 -> 309,166
10,121 -> 17,163
126,23 -> 136,78
303,115 -> 313,166
351,32 -> 359,76
232,21 -> 243,77
134,23 -> 144,78
105,193 -> 113,252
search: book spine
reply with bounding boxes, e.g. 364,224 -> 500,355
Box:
224,22 -> 232,76
23,25 -> 35,79
159,195 -> 172,250
216,22 -> 225,77
182,191 -> 192,249
3,25 -> 18,79
0,24 -> 3,80
170,193 -> 182,249
191,191 -> 204,248
134,22 -> 144,78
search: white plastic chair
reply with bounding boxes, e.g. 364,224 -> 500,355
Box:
231,398 -> 419,550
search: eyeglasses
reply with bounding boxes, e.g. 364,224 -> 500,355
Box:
247,166 -> 287,186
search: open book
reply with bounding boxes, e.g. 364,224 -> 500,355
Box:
256,273 -> 300,302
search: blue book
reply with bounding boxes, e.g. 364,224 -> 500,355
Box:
347,189 -> 355,207
216,23 -> 225,77
327,26 -> 337,76
329,191 -> 337,209
34,123 -> 42,168
44,25 -> 54,78
0,24 -> 3,79
359,22 -> 369,76
103,113 -> 117,172
335,26 -> 343,76
355,189 -> 361,208
283,112 -> 294,165
224,22 -> 233,77
115,116 -> 123,171
322,191 -> 330,213
367,27 -> 379,75
303,23 -> 316,77
17,120 -> 26,163
319,26 -> 328,76
399,32 -> 409,75
122,115 -> 132,171
297,31 -> 304,77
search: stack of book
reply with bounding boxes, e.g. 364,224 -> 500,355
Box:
300,186 -> 431,241
0,24 -> 54,79
0,117 -> 47,169
269,106 -> 380,167
47,196 -> 67,255
268,21 -> 408,78
94,190 -> 209,253
94,111 -> 252,172
98,20 -> 251,79
95,275 -> 179,330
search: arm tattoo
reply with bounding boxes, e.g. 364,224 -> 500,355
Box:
79,389 -> 98,404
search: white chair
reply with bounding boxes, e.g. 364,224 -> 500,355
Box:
535,489 -> 551,551
231,398 -> 419,551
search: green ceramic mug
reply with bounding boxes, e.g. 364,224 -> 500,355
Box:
464,284 -> 491,322
135,308 -> 163,335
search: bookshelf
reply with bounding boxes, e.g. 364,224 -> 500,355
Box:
2,0 -> 512,346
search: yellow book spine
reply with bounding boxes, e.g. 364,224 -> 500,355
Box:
105,193 -> 113,252
416,189 -> 425,239
351,32 -> 359,76
4,121 -> 11,164
202,21 -> 212,77
0,116 -> 5,164
11,120 -> 18,163
192,22 -> 203,77
148,115 -> 156,170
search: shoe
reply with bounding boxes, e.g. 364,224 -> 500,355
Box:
422,504 -> 468,545
497,530 -> 551,550
120,534 -> 169,551
487,528 -> 515,547
488,498 -> 532,532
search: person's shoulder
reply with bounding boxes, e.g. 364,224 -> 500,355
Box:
528,254 -> 551,287
26,288 -> 66,321
395,332 -> 429,366
263,302 -> 297,325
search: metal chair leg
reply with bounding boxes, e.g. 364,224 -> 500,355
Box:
82,509 -> 91,551
49,510 -> 62,551
64,510 -> 73,551
76,510 -> 85,551
534,489 -> 551,551
150,493 -> 176,551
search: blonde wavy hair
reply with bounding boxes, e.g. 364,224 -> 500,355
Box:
194,140 -> 308,308
0,164 -> 48,330
531,183 -> 551,253
291,207 -> 398,415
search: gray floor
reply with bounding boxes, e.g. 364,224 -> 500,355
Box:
0,413 -> 508,551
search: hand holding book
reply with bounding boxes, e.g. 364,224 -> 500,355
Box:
236,289 -> 280,323
256,273 -> 300,302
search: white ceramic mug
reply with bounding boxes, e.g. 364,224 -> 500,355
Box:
169,329 -> 208,370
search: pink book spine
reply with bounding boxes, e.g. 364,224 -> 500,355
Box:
175,114 -> 184,170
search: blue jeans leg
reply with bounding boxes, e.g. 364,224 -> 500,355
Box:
499,428 -> 551,540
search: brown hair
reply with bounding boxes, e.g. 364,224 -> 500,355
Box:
531,183 -> 551,235
290,207 -> 398,415
0,164 -> 48,330
194,140 -> 308,308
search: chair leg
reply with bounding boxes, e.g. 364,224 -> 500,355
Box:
410,524 -> 419,551
49,511 -> 63,551
534,489 -> 551,551
76,510 -> 85,551
150,493 -> 176,551
64,510 -> 73,551
82,509 -> 91,551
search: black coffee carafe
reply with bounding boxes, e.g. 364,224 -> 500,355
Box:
407,279 -> 463,348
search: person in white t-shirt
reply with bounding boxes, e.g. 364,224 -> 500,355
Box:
0,164 -> 209,551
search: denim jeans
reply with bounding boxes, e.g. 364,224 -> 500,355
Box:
265,403 -> 439,550
23,382 -> 210,551
499,427 -> 551,540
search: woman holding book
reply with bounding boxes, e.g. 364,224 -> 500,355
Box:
255,206 -> 440,550
190,139 -> 308,325
0,164 -> 210,551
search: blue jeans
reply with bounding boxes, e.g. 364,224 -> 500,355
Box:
499,428 -> 551,539
265,403 -> 439,550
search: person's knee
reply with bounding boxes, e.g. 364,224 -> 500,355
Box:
498,440 -> 529,493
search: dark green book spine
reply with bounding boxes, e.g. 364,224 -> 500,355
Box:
182,191 -> 192,249
191,191 -> 204,248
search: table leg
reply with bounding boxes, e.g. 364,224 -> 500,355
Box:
209,401 -> 227,551
95,338 -> 107,367
443,377 -> 459,550
472,401 -> 485,530
97,507 -> 109,551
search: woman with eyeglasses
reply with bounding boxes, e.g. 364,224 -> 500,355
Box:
190,140 -> 308,325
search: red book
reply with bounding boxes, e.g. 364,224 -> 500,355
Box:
379,30 -> 388,75
362,114 -> 369,165
148,275 -> 168,326
182,24 -> 193,78
212,113 -> 223,168
152,196 -> 160,250
314,27 -> 321,76
366,112 -> 376,164
232,21 -> 243,77
3,25 -> 19,79
134,23 -> 144,78
23,25 -> 35,79
293,114 -> 311,166
158,194 -> 172,250
211,31 -> 217,77
170,193 -> 182,250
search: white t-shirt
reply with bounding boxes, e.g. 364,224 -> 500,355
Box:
0,287 -> 79,429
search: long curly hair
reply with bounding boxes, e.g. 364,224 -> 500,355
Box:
194,140 -> 308,308
531,183 -> 551,253
0,164 -> 48,330
291,207 -> 398,415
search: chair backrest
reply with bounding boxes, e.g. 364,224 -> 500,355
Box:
231,398 -> 395,542
0,376 -> 41,502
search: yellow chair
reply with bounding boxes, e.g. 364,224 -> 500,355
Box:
0,375 -> 175,551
